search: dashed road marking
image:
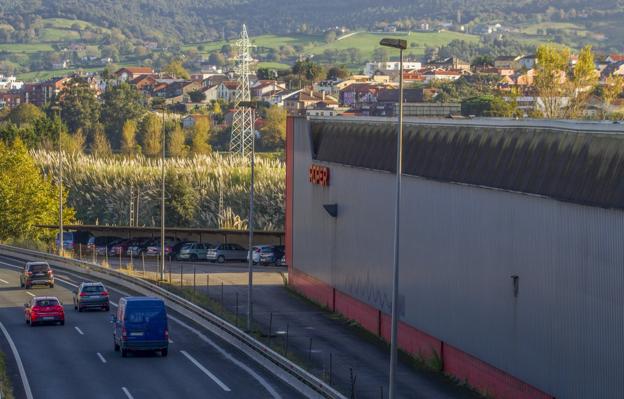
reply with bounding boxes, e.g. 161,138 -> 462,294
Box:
180,350 -> 231,392
97,352 -> 107,364
122,387 -> 134,399
0,278 -> 9,284
26,292 -> 35,297
74,326 -> 84,335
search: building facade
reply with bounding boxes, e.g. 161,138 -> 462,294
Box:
286,117 -> 624,399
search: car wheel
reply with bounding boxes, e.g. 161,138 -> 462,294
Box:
49,283 -> 54,288
60,320 -> 64,326
217,255 -> 225,263
161,348 -> 168,357
29,321 -> 35,327
78,306 -> 82,312
25,284 -> 31,289
20,281 -> 24,288
25,318 -> 29,324
191,254 -> 198,261
104,306 -> 110,312
114,342 -> 120,352
121,348 -> 128,358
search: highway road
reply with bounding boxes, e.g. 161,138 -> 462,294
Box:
0,253 -> 305,399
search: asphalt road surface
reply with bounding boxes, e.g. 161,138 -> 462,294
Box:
0,254 -> 305,399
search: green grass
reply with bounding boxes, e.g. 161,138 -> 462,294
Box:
17,67 -> 104,81
40,18 -> 94,29
0,43 -> 55,53
256,62 -> 291,70
0,352 -> 14,399
39,28 -> 81,42
520,22 -> 586,35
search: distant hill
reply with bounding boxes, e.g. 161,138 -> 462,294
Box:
0,0 -> 622,49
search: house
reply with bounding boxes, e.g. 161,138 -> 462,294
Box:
283,90 -> 338,115
423,69 -> 464,83
114,67 -> 155,82
427,57 -> 470,72
518,55 -> 538,70
0,75 -> 23,90
601,62 -> 624,80
130,75 -> 158,95
153,81 -> 202,103
251,80 -> 287,98
606,54 -> 624,64
200,85 -> 219,102
270,89 -> 302,107
182,114 -> 211,129
367,88 -> 426,116
474,67 -> 514,77
22,77 -> 70,107
202,74 -> 228,87
494,55 -> 524,70
0,92 -> 22,109
306,102 -> 339,117
364,61 -> 423,77
52,60 -> 70,70
217,81 -> 239,102
339,83 -> 385,107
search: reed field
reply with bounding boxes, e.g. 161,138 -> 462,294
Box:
31,151 -> 285,231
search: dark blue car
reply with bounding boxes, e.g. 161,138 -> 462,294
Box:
113,297 -> 169,357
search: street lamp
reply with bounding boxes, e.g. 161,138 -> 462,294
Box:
50,105 -> 63,257
160,107 -> 166,282
380,37 -> 407,399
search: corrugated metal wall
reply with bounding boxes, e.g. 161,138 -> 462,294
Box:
292,117 -> 624,398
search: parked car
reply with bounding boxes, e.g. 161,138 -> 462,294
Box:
109,239 -> 133,257
56,231 -> 93,252
87,236 -> 122,255
113,297 -> 169,357
126,238 -> 153,257
277,254 -> 287,267
73,282 -> 110,312
170,241 -> 195,259
207,243 -> 248,263
24,296 -> 64,326
145,238 -> 179,257
20,262 -> 54,288
176,242 -> 212,261
260,245 -> 285,266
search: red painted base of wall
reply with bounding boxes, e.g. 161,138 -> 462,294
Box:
289,267 -> 553,399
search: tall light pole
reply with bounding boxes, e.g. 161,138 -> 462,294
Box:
51,106 -> 64,257
380,37 -> 407,399
245,103 -> 256,332
160,108 -> 166,281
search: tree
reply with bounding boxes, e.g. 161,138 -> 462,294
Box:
292,60 -> 325,83
101,83 -> 146,147
534,44 -> 571,119
190,118 -> 211,155
140,114 -> 162,157
90,125 -> 112,157
163,60 -> 190,79
164,172 -> 197,226
208,52 -> 226,66
324,30 -> 337,43
601,75 -> 624,119
60,129 -> 85,154
0,138 -> 75,241
7,104 -> 44,126
168,124 -> 188,157
189,89 -> 206,103
327,65 -> 351,80
372,48 -> 389,62
121,119 -> 139,156
461,95 -> 512,117
568,45 -> 598,118
59,78 -> 101,139
260,105 -> 286,149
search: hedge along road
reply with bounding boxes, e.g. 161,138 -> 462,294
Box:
0,253 -> 305,399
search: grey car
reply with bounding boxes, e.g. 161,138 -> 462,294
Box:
73,282 -> 110,312
176,243 -> 212,261
206,243 -> 248,263
20,262 -> 54,288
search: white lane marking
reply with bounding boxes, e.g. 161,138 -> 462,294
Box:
169,338 -> 174,344
0,278 -> 9,284
180,350 -> 231,392
0,261 -> 19,269
97,352 -> 107,364
0,321 -> 34,399
55,277 -> 78,288
169,315 -> 281,399
26,292 -> 35,297
74,326 -> 84,335
121,387 -> 134,399
1,259 -> 279,398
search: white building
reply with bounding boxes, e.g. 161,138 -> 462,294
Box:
364,61 -> 422,77
0,75 -> 23,90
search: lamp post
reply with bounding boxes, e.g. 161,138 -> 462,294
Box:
51,105 -> 63,257
160,107 -> 166,282
380,37 -> 407,399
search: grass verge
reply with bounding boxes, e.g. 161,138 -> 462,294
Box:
0,352 -> 14,399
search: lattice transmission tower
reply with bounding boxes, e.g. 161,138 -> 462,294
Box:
229,24 -> 255,157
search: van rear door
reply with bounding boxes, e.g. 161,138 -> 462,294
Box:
124,303 -> 167,341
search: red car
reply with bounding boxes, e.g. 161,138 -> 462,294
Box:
25,296 -> 65,326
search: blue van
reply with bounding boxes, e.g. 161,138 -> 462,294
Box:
112,297 -> 169,357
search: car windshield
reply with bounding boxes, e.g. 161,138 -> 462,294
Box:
35,299 -> 59,307
261,247 -> 273,253
29,264 -> 49,272
82,285 -> 104,293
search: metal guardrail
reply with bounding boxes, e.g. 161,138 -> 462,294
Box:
0,244 -> 345,399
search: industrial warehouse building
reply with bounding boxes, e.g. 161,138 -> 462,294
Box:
285,117 -> 624,399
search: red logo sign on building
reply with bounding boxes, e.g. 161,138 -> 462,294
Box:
309,164 -> 330,186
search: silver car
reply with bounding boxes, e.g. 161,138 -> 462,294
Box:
207,243 -> 247,263
177,243 -> 212,261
